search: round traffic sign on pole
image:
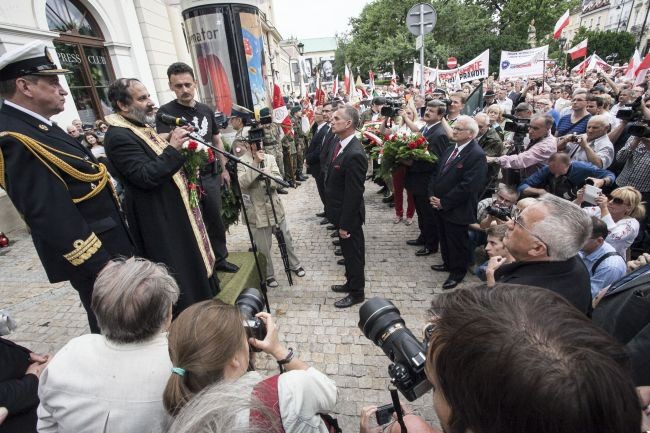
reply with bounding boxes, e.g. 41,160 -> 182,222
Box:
447,57 -> 457,68
406,3 -> 436,36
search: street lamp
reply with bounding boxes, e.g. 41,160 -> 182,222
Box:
558,36 -> 567,68
297,42 -> 304,56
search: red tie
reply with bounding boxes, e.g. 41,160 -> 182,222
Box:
331,141 -> 342,161
444,146 -> 459,169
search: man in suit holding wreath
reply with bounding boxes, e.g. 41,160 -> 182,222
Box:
429,115 -> 488,290
326,105 -> 368,308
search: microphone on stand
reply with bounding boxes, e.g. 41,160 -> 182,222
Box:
156,112 -> 191,127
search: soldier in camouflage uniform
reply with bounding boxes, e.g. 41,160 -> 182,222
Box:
291,106 -> 309,181
281,122 -> 297,186
261,122 -> 285,179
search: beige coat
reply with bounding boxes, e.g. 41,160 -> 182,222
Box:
237,152 -> 286,228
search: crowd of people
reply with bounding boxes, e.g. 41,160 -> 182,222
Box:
1,38 -> 650,433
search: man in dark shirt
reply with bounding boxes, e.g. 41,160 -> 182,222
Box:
156,62 -> 238,274
490,194 -> 593,314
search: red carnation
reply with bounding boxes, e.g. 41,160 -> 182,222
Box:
188,182 -> 197,191
384,134 -> 391,141
207,148 -> 215,163
408,142 -> 418,149
187,140 -> 198,151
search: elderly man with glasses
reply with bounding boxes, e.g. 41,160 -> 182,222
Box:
485,194 -> 593,314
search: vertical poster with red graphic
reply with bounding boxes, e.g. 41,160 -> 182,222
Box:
184,11 -> 236,116
239,11 -> 270,116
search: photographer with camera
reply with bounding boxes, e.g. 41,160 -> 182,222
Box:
560,115 -> 614,169
163,300 -> 337,432
236,139 -> 305,288
487,113 -> 557,184
425,283 -> 641,433
440,92 -> 465,138
519,152 -> 615,200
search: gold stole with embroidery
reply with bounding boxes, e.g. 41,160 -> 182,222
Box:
105,114 -> 215,276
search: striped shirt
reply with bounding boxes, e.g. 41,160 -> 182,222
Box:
615,136 -> 650,192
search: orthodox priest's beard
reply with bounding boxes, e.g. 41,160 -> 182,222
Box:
125,105 -> 156,126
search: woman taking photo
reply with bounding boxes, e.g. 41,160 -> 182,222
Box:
163,300 -> 337,433
576,185 -> 645,257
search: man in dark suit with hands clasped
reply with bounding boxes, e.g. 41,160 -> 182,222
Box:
325,105 -> 368,308
429,115 -> 488,290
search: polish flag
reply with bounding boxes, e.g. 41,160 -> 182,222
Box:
332,75 -> 338,96
634,53 -> 650,86
272,83 -> 293,137
566,38 -> 588,60
369,69 -> 375,91
626,49 -> 641,79
343,65 -> 351,96
553,10 -> 570,39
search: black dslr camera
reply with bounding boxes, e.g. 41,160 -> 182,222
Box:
486,204 -> 511,220
235,288 -> 267,351
503,113 -> 530,152
616,96 -> 643,122
359,298 -> 432,401
245,113 -> 273,143
380,98 -> 404,118
214,111 -> 229,130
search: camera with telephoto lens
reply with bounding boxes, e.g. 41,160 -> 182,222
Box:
245,114 -> 273,143
616,96 -> 643,122
380,98 -> 404,118
359,298 -> 432,401
235,288 -> 267,351
486,204 -> 512,220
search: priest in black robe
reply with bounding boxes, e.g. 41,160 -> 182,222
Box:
104,78 -> 218,314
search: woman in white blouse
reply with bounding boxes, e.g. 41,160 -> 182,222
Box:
576,186 -> 645,257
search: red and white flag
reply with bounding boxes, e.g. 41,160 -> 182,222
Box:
368,69 -> 375,91
634,53 -> 650,86
332,75 -> 338,96
343,65 -> 351,96
626,49 -> 642,79
272,83 -> 293,137
553,10 -> 570,39
566,38 -> 588,60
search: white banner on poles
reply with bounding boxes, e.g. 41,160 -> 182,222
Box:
434,49 -> 489,86
499,45 -> 549,80
412,62 -> 438,86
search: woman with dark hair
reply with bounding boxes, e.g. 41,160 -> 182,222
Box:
163,300 -> 337,433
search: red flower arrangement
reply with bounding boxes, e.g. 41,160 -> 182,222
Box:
371,132 -> 436,178
181,139 -> 215,208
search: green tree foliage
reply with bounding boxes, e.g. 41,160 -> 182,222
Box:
568,28 -> 636,67
344,0 -> 579,76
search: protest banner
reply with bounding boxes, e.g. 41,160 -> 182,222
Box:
499,45 -> 548,80
433,49 -> 489,86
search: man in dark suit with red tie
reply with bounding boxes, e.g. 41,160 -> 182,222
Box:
429,115 -> 488,289
326,105 -> 368,308
305,103 -> 332,216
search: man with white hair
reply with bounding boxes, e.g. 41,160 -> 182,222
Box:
489,194 -> 593,314
563,114 -> 615,168
429,115 -> 488,289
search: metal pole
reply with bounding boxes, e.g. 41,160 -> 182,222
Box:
420,4 -> 425,98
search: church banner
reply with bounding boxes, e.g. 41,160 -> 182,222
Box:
499,45 -> 549,80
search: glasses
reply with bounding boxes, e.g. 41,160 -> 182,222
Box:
510,208 -> 551,257
451,126 -> 468,131
609,196 -> 625,205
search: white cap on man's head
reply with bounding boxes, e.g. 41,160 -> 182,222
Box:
0,40 -> 69,81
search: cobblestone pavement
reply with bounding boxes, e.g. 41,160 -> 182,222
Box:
1,176 -> 479,431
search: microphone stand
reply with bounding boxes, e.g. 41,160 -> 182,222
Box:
184,131 -> 290,313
